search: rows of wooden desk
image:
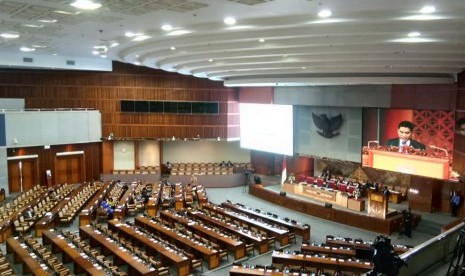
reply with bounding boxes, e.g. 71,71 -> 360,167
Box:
221,201 -> 311,241
159,210 -> 246,260
78,181 -> 114,226
6,237 -> 51,276
107,219 -> 191,276
271,251 -> 372,275
203,203 -> 291,246
135,216 -> 220,270
79,225 -> 159,276
325,236 -> 411,255
188,210 -> 270,254
41,230 -> 107,275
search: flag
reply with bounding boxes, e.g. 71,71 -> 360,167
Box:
281,156 -> 287,185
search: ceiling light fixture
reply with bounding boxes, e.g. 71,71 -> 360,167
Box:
170,46 -> 176,51
408,32 -> 421,37
38,19 -> 57,23
132,35 -> 150,41
0,33 -> 20,39
70,0 -> 102,10
318,9 -> 332,18
259,38 -> 265,43
166,30 -> 191,36
20,47 -> 36,52
208,59 -> 213,62
161,24 -> 173,31
224,16 -> 236,25
420,5 -> 436,14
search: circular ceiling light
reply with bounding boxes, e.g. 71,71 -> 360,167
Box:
318,9 -> 332,18
161,24 -> 173,31
408,32 -> 421,37
420,6 -> 435,14
224,16 -> 236,25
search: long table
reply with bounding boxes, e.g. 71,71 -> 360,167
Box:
271,251 -> 372,275
79,181 -> 113,226
135,216 -> 220,269
221,201 -> 311,241
79,225 -> 158,276
203,203 -> 290,246
249,184 -> 415,235
42,230 -> 107,275
159,210 -> 246,260
6,237 -> 51,276
107,219 -> 191,276
188,210 -> 269,254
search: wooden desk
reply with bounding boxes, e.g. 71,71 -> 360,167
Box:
160,210 -> 246,260
301,243 -> 356,258
79,225 -> 158,275
204,203 -> 290,246
347,198 -> 366,212
107,220 -> 191,276
79,181 -> 113,226
230,266 -> 286,276
221,201 -> 311,241
271,251 -> 372,275
42,230 -> 107,275
188,210 -> 269,254
389,191 -> 402,204
135,216 -> 220,269
6,237 -> 51,276
325,236 -> 411,255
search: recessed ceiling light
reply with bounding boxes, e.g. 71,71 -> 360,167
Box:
166,30 -> 191,36
20,47 -> 36,52
208,59 -> 213,62
124,31 -> 144,37
161,24 -> 173,31
301,67 -> 307,70
100,54 -> 107,58
92,50 -> 99,55
408,32 -> 421,37
132,35 -> 150,41
23,24 -> 43,28
170,46 -> 176,51
38,19 -> 57,23
420,5 -> 435,14
318,9 -> 332,18
0,33 -> 20,39
134,61 -> 141,65
259,38 -> 265,43
109,42 -> 119,48
224,16 -> 236,25
70,0 -> 101,10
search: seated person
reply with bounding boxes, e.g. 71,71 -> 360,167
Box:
24,207 -> 35,220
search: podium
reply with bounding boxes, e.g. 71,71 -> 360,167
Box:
368,190 -> 388,219
364,149 -> 449,179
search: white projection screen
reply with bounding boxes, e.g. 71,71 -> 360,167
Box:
239,103 -> 293,156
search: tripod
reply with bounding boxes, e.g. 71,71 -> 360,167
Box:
447,227 -> 465,275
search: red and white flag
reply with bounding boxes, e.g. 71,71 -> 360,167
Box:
281,156 -> 287,185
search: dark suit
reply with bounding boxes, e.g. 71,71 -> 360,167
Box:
385,138 -> 426,150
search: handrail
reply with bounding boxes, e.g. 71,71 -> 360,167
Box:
0,108 -> 95,112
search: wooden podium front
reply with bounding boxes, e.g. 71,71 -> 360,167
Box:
366,149 -> 449,179
368,191 -> 387,219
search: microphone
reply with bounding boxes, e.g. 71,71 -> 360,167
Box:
367,140 -> 379,148
430,145 -> 449,158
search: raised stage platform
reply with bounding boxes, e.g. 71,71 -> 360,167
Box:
249,184 -> 420,235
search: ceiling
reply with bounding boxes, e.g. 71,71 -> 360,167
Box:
0,0 -> 464,86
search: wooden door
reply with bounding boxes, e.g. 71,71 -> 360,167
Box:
55,155 -> 84,184
8,159 -> 39,193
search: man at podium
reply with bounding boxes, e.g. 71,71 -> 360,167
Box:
386,120 -> 426,150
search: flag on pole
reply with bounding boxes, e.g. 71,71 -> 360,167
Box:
281,156 -> 287,185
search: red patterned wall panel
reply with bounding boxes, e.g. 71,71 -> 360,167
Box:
413,110 -> 455,159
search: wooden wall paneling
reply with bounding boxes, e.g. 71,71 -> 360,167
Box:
391,84 -> 457,110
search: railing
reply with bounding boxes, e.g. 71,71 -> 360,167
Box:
396,222 -> 464,275
0,108 -> 95,112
